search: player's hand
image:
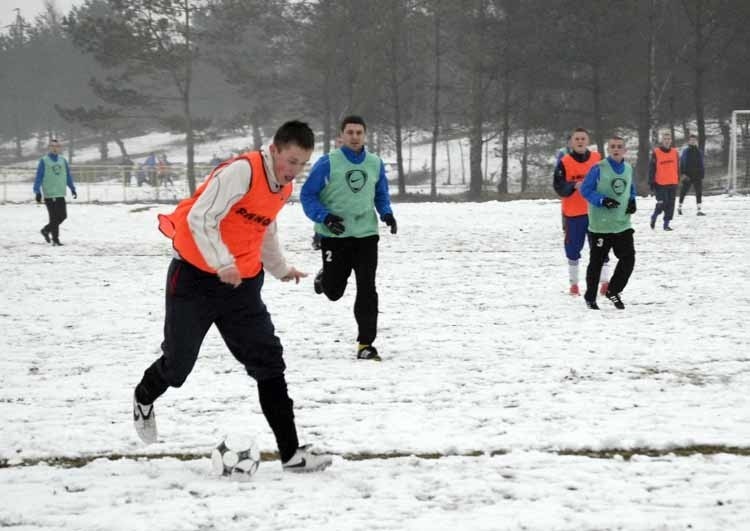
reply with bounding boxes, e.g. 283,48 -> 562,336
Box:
323,214 -> 345,235
626,198 -> 636,214
601,197 -> 620,209
281,267 -> 308,284
72,190 -> 77,199
382,213 -> 397,234
35,192 -> 42,203
217,264 -> 242,287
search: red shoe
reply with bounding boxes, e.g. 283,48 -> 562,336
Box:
569,284 -> 580,296
599,282 -> 609,296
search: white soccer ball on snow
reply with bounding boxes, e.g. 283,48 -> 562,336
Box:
211,434 -> 261,479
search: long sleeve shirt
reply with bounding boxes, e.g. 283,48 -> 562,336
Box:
184,148 -> 290,279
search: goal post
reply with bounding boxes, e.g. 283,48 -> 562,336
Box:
728,110 -> 750,194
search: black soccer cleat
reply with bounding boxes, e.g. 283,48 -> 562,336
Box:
605,291 -> 625,310
40,228 -> 51,243
356,344 -> 381,361
585,299 -> 600,310
313,269 -> 323,294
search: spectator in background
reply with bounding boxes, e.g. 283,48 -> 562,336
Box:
144,152 -> 157,186
678,134 -> 706,216
648,131 -> 680,231
157,153 -> 173,186
33,138 -> 77,246
120,155 -> 135,186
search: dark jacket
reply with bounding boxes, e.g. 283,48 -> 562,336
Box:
680,145 -> 704,180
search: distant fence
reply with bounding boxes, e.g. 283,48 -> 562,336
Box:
0,164 -> 217,204
1,162 -> 736,204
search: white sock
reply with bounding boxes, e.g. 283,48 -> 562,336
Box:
568,260 -> 579,286
697,204 -> 702,211
600,261 -> 610,284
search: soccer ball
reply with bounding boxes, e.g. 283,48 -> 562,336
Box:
211,434 -> 261,479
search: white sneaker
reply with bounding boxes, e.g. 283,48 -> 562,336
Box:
133,393 -> 158,444
282,444 -> 332,473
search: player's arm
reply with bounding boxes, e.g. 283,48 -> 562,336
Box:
580,165 -> 605,206
374,160 -> 393,217
648,151 -> 657,189
33,159 -> 44,195
552,160 -> 575,197
300,155 -> 332,223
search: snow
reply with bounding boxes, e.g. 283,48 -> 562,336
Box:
1,195 -> 749,529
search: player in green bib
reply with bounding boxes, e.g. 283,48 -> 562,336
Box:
300,115 -> 397,360
33,139 -> 77,246
580,135 -> 637,310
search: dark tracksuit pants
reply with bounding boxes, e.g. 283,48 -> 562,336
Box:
136,259 -> 299,462
585,229 -> 635,302
652,184 -> 678,227
679,177 -> 703,205
43,197 -> 67,242
319,235 -> 379,345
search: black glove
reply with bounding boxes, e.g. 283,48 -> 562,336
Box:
602,197 -> 620,209
35,192 -> 42,203
72,190 -> 77,199
323,213 -> 345,235
382,213 -> 397,234
626,198 -> 636,214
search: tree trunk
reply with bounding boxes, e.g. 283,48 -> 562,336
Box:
635,0 -> 656,193
114,137 -> 128,158
498,78 -> 510,194
183,0 -> 196,196
429,7 -> 441,198
389,2 -> 406,196
521,121 -> 529,193
445,140 -> 452,185
592,63 -> 604,155
99,139 -> 109,161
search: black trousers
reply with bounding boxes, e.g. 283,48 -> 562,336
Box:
585,229 -> 635,301
679,177 -> 703,205
136,259 -> 298,461
43,197 -> 67,242
320,235 -> 379,345
652,184 -> 678,224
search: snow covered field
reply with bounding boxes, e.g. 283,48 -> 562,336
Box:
1,195 -> 749,530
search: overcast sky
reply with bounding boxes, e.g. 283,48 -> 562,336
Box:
0,0 -> 78,28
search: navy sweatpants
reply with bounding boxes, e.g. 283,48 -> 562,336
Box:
136,258 -> 298,461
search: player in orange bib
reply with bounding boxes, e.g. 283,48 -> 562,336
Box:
553,128 -> 609,296
132,120 -> 332,473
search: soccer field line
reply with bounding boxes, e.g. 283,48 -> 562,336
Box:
2,445 -> 749,470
